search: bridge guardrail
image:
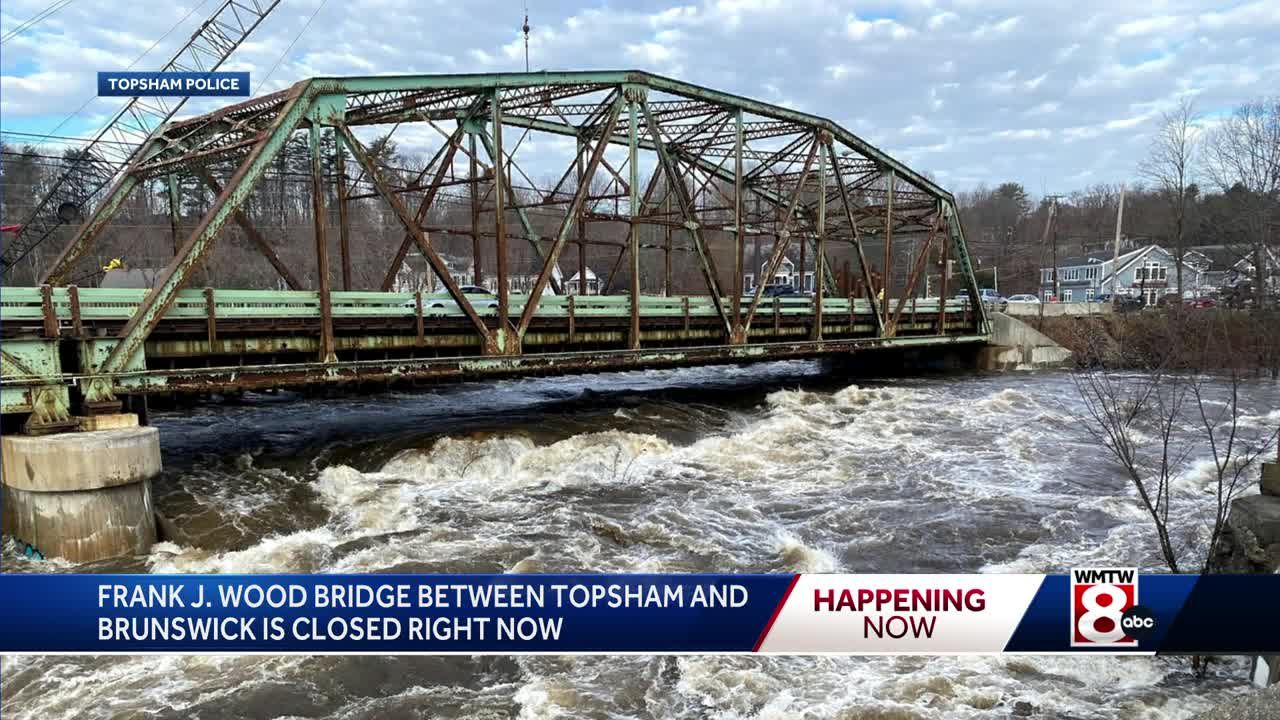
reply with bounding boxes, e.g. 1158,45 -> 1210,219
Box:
2,288 -> 970,324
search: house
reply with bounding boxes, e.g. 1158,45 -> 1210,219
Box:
1038,244 -> 1197,305
1186,244 -> 1280,296
743,255 -> 816,292
392,254 -> 475,294
565,267 -> 600,295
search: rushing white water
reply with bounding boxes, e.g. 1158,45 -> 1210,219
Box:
3,363 -> 1276,719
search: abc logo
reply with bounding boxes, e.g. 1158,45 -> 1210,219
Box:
1119,606 -> 1157,641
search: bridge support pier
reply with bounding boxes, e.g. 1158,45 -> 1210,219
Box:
1,414 -> 159,563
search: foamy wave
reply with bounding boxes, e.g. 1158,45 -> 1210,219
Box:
148,529 -> 338,574
775,533 -> 839,573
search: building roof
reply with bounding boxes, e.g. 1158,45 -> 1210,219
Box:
100,268 -> 163,289
1043,245 -> 1151,272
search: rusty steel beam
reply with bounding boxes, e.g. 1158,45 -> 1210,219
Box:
827,138 -> 884,336
196,169 -> 304,290
515,95 -> 623,339
309,123 -> 337,364
336,123 -> 497,352
641,99 -> 734,338
887,206 -> 942,337
380,124 -> 466,291
335,142 -> 353,291
742,135 -> 819,333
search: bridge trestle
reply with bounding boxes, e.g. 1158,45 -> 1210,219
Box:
8,70 -> 989,421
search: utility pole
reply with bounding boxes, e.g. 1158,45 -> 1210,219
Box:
1112,184 -> 1125,307
1037,197 -> 1059,326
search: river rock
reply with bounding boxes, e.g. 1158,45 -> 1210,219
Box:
1261,463 -> 1280,498
1219,494 -> 1280,573
1012,700 -> 1037,716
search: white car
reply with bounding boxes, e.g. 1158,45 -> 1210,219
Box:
1006,294 -> 1040,304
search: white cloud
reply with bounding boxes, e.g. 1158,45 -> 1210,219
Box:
625,42 -> 675,65
845,13 -> 914,40
971,16 -> 1021,38
0,0 -> 1275,193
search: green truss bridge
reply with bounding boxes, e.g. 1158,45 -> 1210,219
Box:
2,70 -> 990,434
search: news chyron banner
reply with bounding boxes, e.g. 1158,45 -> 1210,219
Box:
98,71 -> 250,97
0,570 -> 1276,654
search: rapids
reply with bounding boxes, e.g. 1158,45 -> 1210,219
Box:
4,362 -> 1277,719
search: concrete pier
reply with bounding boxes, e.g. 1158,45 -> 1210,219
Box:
977,313 -> 1074,370
1,414 -> 159,562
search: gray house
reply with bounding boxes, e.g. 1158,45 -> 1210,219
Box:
1038,244 -> 1196,305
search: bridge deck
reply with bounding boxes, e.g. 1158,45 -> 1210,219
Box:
1,287 -> 985,423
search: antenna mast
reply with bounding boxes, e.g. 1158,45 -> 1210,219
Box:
522,1 -> 530,71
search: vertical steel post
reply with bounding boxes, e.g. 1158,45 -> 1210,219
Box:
470,133 -> 482,285
492,90 -> 510,349
937,211 -> 952,335
310,123 -> 336,364
813,141 -> 826,340
204,287 -> 217,350
627,94 -> 641,349
664,193 -> 673,296
576,138 -> 588,296
166,174 -> 182,256
732,108 -> 745,343
883,169 -> 894,328
335,143 -> 353,291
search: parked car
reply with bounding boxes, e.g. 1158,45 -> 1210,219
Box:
977,288 -> 1007,312
408,286 -> 499,310
1096,293 -> 1144,312
1006,294 -> 1039,305
1186,296 -> 1217,309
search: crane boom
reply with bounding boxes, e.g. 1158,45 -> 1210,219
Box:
1,0 -> 284,278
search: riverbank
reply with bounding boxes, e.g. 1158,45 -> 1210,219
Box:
1192,683 -> 1280,720
1033,310 -> 1280,374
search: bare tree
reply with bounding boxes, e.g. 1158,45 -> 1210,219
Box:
1073,312 -> 1279,575
1139,98 -> 1200,300
1204,97 -> 1280,307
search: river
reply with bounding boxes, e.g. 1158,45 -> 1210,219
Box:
3,363 -> 1278,719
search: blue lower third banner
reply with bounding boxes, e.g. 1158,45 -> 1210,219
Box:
0,572 -> 1277,654
98,71 -> 250,97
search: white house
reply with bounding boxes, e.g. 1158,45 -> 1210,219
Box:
566,267 -> 600,295
392,254 -> 474,294
743,256 -> 815,292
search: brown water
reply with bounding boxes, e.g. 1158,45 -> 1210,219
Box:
4,363 -> 1278,719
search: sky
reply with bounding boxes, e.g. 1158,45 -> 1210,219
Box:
1,0 -> 1277,194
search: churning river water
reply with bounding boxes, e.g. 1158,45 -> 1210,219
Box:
3,363 -> 1279,719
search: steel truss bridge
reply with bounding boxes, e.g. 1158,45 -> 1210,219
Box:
1,71 -> 988,432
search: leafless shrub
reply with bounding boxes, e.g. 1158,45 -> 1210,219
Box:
1072,310 -> 1279,575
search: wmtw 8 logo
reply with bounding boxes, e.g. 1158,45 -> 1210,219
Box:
1070,568 -> 1147,647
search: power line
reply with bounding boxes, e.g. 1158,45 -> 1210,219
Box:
253,0 -> 330,95
0,0 -> 75,45
2,0 -> 214,148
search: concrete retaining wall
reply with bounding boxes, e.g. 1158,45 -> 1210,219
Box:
978,314 -> 1074,370
1005,303 -> 1113,318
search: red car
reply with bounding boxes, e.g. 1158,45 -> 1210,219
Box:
1186,297 -> 1217,309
